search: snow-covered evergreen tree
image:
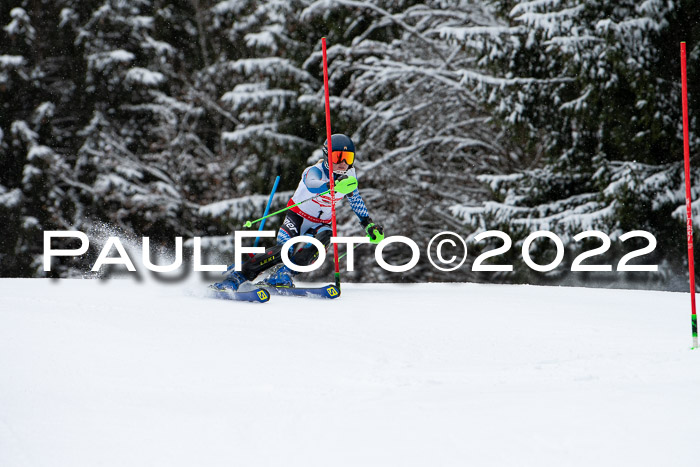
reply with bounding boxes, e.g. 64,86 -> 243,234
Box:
2,0 -> 697,289
203,0 -> 321,194
73,1 -> 187,239
446,0 -> 700,288
299,0 -> 514,281
1,2 -> 86,276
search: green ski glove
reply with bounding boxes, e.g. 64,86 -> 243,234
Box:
365,222 -> 384,244
332,175 -> 358,195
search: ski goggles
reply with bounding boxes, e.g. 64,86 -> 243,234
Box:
330,150 -> 355,166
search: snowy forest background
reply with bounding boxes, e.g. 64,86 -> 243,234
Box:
1,0 -> 699,290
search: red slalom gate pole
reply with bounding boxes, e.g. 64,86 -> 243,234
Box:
681,42 -> 698,349
322,37 -> 341,290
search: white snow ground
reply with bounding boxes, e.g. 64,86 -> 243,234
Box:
0,278 -> 698,467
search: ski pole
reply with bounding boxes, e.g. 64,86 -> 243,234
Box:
243,189 -> 331,228
339,243 -> 364,261
254,175 -> 280,247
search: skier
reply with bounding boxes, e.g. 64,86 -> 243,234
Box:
212,133 -> 384,291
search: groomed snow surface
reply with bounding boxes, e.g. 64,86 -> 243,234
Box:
1,278 -> 698,467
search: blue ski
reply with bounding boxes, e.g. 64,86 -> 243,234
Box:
208,286 -> 270,303
259,284 -> 340,299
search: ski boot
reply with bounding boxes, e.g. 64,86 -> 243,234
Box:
211,271 -> 247,292
263,265 -> 296,288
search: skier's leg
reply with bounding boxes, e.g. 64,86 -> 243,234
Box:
265,223 -> 331,287
239,210 -> 305,280
212,212 -> 302,291
290,225 -> 332,266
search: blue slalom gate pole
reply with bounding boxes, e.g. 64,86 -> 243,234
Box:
254,175 -> 280,247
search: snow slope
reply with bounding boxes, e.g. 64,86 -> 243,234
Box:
0,278 -> 698,467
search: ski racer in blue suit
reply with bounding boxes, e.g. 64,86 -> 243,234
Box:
212,133 -> 384,291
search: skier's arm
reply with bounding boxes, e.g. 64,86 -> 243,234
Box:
303,166 -> 328,194
347,189 -> 370,222
347,189 -> 384,243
